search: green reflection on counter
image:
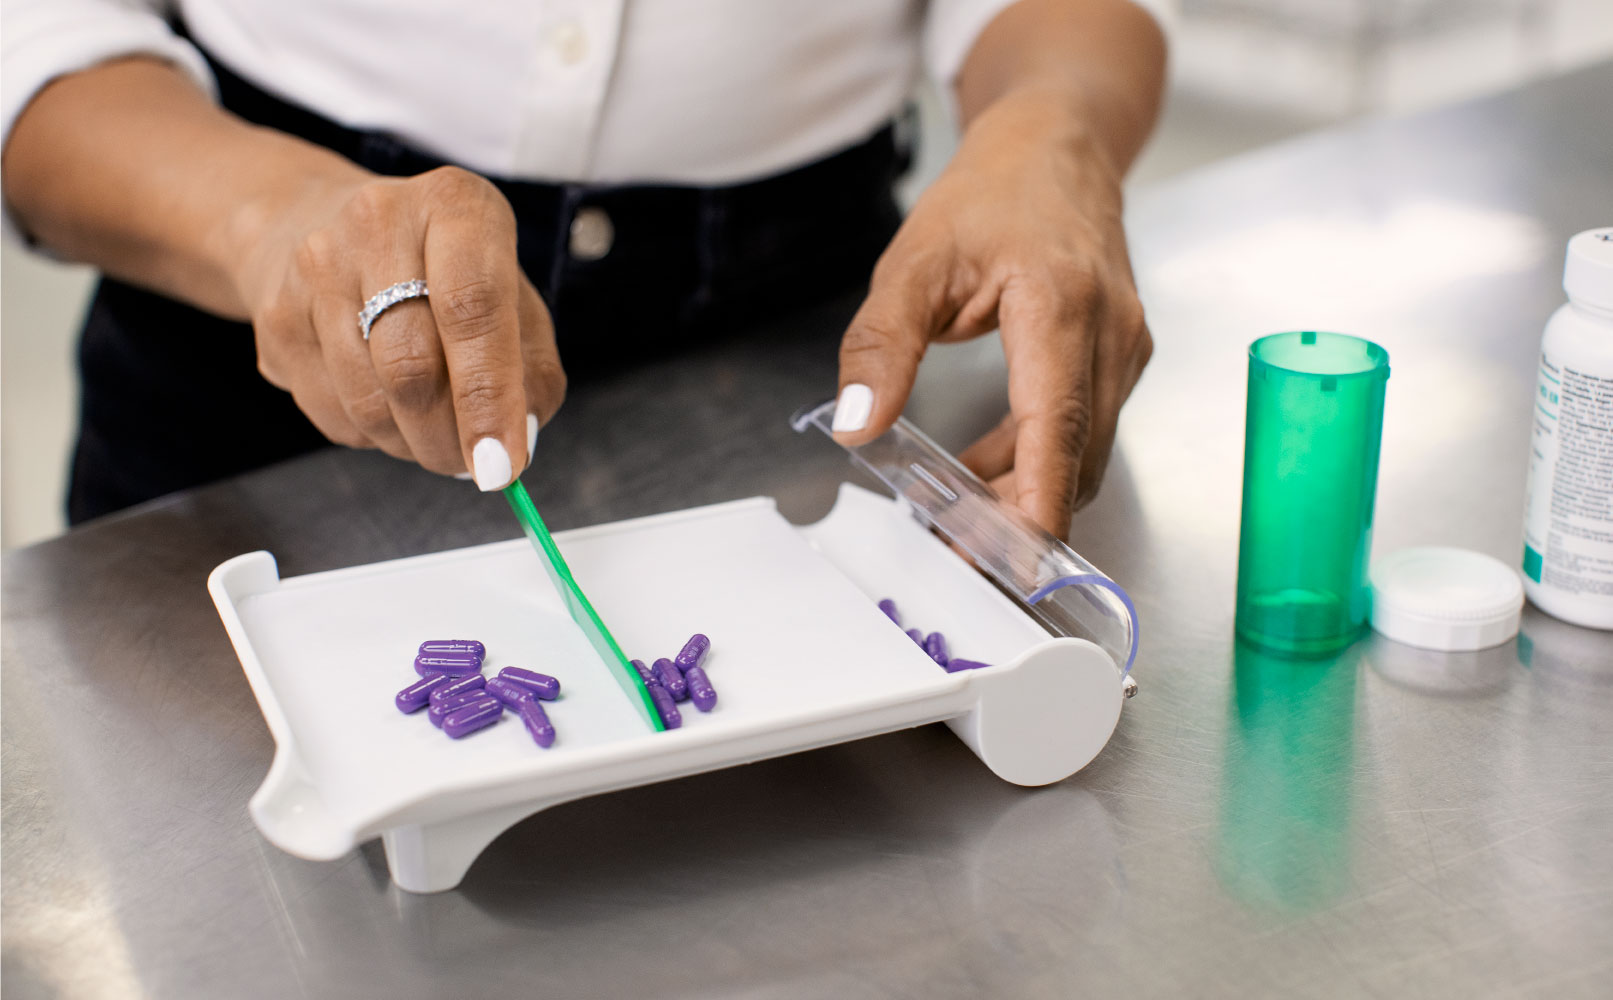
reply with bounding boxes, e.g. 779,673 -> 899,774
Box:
1217,641 -> 1358,912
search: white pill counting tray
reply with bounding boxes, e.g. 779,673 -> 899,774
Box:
210,413 -> 1138,893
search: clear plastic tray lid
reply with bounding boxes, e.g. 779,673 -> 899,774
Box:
794,401 -> 1139,673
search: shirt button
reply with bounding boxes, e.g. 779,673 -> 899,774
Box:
547,20 -> 589,67
569,207 -> 614,261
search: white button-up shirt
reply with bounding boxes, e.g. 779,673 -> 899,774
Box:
3,0 -> 1171,214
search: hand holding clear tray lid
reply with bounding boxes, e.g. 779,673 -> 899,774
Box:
794,400 -> 1139,674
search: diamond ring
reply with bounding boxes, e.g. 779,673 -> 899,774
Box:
358,280 -> 429,340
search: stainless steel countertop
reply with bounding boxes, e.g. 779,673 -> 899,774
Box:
5,64 -> 1611,1000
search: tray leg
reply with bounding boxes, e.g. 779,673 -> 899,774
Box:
947,638 -> 1124,787
381,800 -> 552,893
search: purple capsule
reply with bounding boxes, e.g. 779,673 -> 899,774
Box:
653,658 -> 687,701
923,632 -> 950,667
684,665 -> 717,712
630,658 -> 655,684
484,676 -> 533,708
499,667 -> 560,701
877,599 -> 901,626
443,697 -> 503,739
428,673 -> 486,706
944,658 -> 991,673
516,699 -> 556,748
395,673 -> 453,714
418,640 -> 485,661
905,628 -> 925,646
674,634 -> 710,673
414,653 -> 482,678
428,691 -> 496,728
645,681 -> 682,730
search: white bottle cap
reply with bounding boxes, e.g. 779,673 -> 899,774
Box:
1370,547 -> 1524,652
1564,227 -> 1613,313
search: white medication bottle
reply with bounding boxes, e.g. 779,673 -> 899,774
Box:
1521,227 -> 1613,629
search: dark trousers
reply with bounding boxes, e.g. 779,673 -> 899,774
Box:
67,48 -> 908,524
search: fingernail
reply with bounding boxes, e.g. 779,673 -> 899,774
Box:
454,471 -> 474,481
832,383 -> 873,433
471,437 -> 513,491
525,413 -> 539,462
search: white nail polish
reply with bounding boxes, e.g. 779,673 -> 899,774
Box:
832,383 -> 874,432
454,471 -> 474,481
526,413 -> 539,462
471,436 -> 513,491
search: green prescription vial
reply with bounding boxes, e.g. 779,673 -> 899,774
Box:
1235,332 -> 1389,657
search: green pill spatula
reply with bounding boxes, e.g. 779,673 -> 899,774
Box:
503,480 -> 664,731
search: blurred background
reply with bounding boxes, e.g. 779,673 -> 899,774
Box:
4,0 -> 1611,548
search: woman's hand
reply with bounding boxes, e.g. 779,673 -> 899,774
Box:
235,165 -> 566,489
3,58 -> 563,491
832,86 -> 1152,537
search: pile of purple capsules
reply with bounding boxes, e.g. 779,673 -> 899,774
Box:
629,633 -> 717,731
878,599 -> 990,672
393,640 -> 563,748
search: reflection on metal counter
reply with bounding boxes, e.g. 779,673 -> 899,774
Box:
1364,634 -> 1516,698
1218,642 -> 1358,912
1515,610 -> 1613,689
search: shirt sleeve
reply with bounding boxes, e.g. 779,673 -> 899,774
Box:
2,0 -> 216,247
923,0 -> 1179,92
